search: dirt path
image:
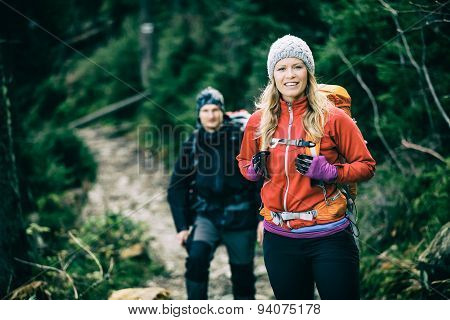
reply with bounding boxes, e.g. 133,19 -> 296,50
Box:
77,125 -> 274,300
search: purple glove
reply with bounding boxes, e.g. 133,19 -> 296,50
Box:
295,154 -> 337,182
246,163 -> 260,181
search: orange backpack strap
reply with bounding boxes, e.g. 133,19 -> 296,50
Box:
304,133 -> 320,157
304,84 -> 351,156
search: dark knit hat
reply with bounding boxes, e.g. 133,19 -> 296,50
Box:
195,87 -> 225,114
267,34 -> 315,79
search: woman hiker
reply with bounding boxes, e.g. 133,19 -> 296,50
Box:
237,35 -> 376,299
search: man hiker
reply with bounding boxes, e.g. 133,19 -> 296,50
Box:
167,87 -> 260,299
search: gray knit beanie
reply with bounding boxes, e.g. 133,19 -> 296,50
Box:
195,86 -> 225,114
267,34 -> 315,79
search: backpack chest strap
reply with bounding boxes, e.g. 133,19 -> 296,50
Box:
270,138 -> 316,148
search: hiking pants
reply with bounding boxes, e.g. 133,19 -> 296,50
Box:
185,216 -> 256,299
263,227 -> 360,300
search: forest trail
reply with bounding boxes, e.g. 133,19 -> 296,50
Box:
77,125 -> 274,300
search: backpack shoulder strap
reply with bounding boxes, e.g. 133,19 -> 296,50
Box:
190,129 -> 200,169
304,132 -> 321,157
304,84 -> 353,157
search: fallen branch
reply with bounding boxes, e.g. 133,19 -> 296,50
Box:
401,139 -> 446,163
14,258 -> 78,299
68,90 -> 150,129
68,231 -> 103,278
78,258 -> 114,298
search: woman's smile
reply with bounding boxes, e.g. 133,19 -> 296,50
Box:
273,57 -> 308,102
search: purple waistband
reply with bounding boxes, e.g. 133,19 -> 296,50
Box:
264,219 -> 350,239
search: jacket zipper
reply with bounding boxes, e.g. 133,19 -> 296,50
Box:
283,102 -> 293,212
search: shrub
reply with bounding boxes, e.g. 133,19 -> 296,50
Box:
28,212 -> 164,299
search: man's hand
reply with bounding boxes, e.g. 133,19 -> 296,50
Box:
176,230 -> 190,246
257,221 -> 264,246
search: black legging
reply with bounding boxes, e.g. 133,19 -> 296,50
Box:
263,227 -> 360,300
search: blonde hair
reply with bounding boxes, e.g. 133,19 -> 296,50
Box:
256,71 -> 331,150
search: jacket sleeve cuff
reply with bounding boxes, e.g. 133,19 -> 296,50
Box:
335,164 -> 345,183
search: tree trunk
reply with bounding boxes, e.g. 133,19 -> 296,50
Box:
0,64 -> 29,298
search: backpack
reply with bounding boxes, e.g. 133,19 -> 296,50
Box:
316,84 -> 358,201
225,109 -> 251,131
305,84 -> 360,234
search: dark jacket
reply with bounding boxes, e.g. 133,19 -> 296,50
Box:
168,122 -> 260,232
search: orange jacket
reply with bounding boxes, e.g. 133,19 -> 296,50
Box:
237,96 -> 376,221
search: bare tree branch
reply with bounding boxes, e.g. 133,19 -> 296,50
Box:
379,0 -> 422,71
420,30 -> 435,131
336,48 -> 407,175
401,139 -> 446,163
396,39 -> 405,65
409,1 -> 447,10
405,19 -> 450,32
421,63 -> 450,127
379,0 -> 450,128
397,9 -> 450,15
65,20 -> 114,45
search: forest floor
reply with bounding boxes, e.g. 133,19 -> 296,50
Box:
77,125 -> 274,300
